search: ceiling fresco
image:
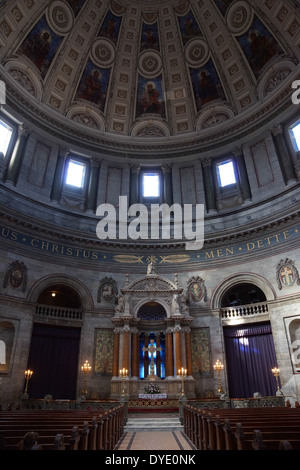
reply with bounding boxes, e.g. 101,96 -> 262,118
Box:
0,0 -> 299,149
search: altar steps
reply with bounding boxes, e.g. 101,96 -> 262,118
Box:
125,415 -> 184,432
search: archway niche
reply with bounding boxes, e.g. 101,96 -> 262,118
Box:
221,283 -> 267,307
37,284 -> 82,308
137,302 -> 167,380
27,274 -> 94,310
211,273 -> 276,309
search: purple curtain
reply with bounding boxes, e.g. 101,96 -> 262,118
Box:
27,323 -> 81,400
224,322 -> 279,399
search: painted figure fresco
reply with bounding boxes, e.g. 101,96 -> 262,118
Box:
177,10 -> 203,45
136,76 -> 166,118
191,328 -> 211,377
237,16 -> 283,79
18,16 -> 63,79
140,22 -> 160,52
190,59 -> 226,112
213,0 -> 235,16
76,60 -> 111,111
95,329 -> 114,375
97,10 -> 122,45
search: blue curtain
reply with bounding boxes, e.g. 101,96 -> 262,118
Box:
224,322 -> 278,399
27,323 -> 81,400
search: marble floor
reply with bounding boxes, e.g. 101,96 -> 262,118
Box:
116,431 -> 196,450
116,413 -> 196,451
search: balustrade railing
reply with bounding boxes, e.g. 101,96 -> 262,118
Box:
35,304 -> 83,321
221,301 -> 268,319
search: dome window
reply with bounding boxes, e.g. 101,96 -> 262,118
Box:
66,159 -> 86,189
0,119 -> 13,158
142,172 -> 160,198
216,159 -> 236,188
291,122 -> 300,152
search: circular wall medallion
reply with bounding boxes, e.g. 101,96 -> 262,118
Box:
138,50 -> 162,78
91,38 -> 116,68
47,1 -> 74,35
185,38 -> 210,68
226,1 -> 254,35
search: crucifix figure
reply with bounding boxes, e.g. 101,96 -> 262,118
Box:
143,339 -> 162,379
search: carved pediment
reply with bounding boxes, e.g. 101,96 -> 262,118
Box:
122,275 -> 181,295
113,273 -> 193,321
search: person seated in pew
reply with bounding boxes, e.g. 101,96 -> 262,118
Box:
17,432 -> 42,450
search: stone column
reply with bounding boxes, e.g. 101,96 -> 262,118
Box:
185,328 -> 193,376
86,158 -> 100,212
51,147 -> 69,202
165,329 -> 174,377
112,330 -> 120,377
271,123 -> 297,185
175,327 -> 182,374
5,123 -> 30,185
130,165 -> 140,205
202,157 -> 216,213
131,330 -> 139,378
233,146 -> 252,202
122,327 -> 131,376
162,164 -> 173,205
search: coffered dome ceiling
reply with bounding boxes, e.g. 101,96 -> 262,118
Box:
0,0 -> 299,157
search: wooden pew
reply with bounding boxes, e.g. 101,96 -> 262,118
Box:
0,421 -> 90,450
3,433 -> 66,450
183,403 -> 300,451
2,427 -> 80,450
0,404 -> 125,451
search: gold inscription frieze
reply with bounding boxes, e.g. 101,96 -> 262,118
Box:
0,225 -> 299,266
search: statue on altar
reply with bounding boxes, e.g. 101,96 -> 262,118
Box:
142,339 -> 162,380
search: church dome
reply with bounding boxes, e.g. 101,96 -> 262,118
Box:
0,0 -> 299,266
0,0 -> 299,155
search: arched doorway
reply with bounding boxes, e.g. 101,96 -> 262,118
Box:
220,283 -> 278,399
26,284 -> 82,400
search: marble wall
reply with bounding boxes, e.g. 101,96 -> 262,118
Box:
1,229 -> 300,407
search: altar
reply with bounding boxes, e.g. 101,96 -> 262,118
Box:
110,267 -> 196,400
138,393 -> 167,399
